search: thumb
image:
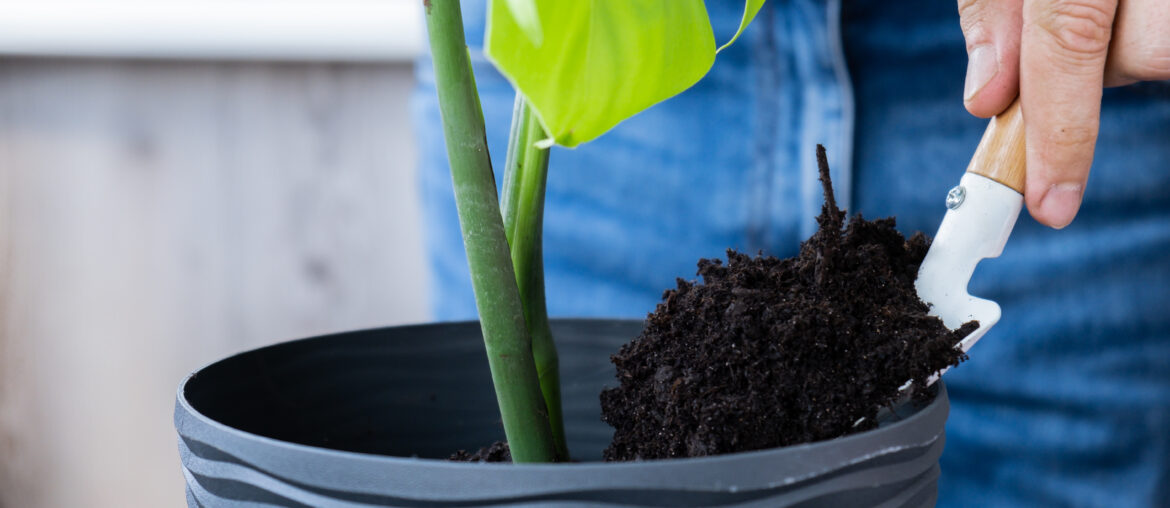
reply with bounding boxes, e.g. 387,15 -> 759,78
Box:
958,0 -> 1024,117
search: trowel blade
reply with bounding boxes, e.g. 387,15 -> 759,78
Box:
914,172 -> 1022,383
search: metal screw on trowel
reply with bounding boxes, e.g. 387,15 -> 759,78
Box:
946,185 -> 966,210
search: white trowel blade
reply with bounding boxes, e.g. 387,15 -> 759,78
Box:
915,173 -> 1023,384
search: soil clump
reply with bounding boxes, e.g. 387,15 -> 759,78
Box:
600,145 -> 976,461
449,441 -> 512,463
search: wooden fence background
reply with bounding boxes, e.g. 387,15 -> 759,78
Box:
0,58 -> 429,507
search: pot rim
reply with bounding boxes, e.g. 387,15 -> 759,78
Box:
176,318 -> 948,475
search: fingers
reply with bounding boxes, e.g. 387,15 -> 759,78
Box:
959,0 -> 1024,117
1020,0 -> 1118,229
1105,0 -> 1170,87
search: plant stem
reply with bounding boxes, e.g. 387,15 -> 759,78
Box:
501,96 -> 567,461
423,0 -> 556,463
501,94 -> 528,227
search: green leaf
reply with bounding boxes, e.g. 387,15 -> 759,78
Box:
500,0 -> 543,46
484,0 -> 766,148
717,0 -> 766,53
485,0 -> 716,148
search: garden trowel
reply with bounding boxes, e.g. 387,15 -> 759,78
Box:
915,97 -> 1026,385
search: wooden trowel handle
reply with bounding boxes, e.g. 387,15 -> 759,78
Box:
965,97 -> 1026,194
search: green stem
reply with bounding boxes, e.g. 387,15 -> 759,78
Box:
501,94 -> 528,226
423,0 -> 556,463
501,96 -> 567,461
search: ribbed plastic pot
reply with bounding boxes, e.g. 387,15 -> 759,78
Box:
175,319 -> 950,507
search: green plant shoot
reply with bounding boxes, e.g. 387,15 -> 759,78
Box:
500,95 -> 566,460
424,0 -> 557,463
424,0 -> 766,464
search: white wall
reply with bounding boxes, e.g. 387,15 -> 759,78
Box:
0,58 -> 428,508
0,1 -> 424,61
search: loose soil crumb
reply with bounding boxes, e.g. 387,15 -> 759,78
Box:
600,145 -> 976,461
449,441 -> 511,463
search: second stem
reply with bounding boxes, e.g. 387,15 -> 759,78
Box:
501,95 -> 567,461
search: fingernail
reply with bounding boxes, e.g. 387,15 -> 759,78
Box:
1037,183 -> 1084,229
963,45 -> 998,102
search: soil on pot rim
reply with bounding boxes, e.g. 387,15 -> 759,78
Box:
599,145 -> 976,461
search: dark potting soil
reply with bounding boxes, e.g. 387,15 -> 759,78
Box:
449,441 -> 512,462
599,145 -> 976,461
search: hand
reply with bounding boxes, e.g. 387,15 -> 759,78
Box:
958,0 -> 1170,228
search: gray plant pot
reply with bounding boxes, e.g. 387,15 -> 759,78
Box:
175,319 -> 949,507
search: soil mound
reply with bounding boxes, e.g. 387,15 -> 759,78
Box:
600,145 -> 975,461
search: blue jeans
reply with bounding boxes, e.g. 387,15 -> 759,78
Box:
413,1 -> 1170,505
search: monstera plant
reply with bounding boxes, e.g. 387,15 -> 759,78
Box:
424,0 -> 764,463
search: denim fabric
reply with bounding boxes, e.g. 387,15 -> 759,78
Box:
413,1 -> 1170,506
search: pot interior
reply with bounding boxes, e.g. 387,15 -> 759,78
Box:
182,319 -> 935,462
184,320 -> 643,461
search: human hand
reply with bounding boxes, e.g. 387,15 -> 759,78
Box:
958,0 -> 1170,228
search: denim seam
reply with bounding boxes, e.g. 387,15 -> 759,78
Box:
827,0 -> 855,213
748,2 -> 781,253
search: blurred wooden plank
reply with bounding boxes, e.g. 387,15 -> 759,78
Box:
0,58 -> 427,508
